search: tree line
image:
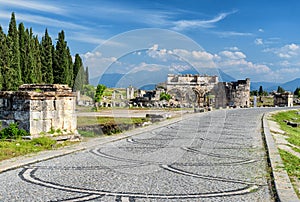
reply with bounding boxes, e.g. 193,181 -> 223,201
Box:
0,12 -> 88,91
251,85 -> 300,97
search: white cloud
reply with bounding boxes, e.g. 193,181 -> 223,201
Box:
287,43 -> 299,51
212,31 -> 253,38
69,32 -> 124,46
276,68 -> 300,74
0,0 -> 66,15
279,60 -> 290,67
278,53 -> 291,58
220,59 -> 269,72
258,28 -> 264,32
12,12 -> 88,30
130,62 -> 165,73
219,51 -> 246,60
146,45 -> 217,68
265,43 -> 300,59
227,47 -> 240,51
172,49 -> 218,68
217,50 -> 271,80
82,51 -> 119,76
173,11 -> 236,31
255,38 -> 263,45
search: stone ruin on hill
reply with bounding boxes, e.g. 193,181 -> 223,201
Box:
0,84 -> 77,138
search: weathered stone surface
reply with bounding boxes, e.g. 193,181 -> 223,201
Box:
14,111 -> 29,121
273,92 -> 293,107
0,84 -> 77,136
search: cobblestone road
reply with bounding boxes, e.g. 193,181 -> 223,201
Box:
0,108 -> 277,201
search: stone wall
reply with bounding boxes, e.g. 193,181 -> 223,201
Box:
165,74 -> 250,108
166,74 -> 218,91
166,74 -> 218,105
273,92 -> 293,107
0,84 -> 77,137
212,78 -> 250,108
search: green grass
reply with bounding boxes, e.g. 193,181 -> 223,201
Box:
77,116 -> 149,127
278,149 -> 300,197
0,137 -> 71,161
272,110 -> 300,147
77,130 -> 97,137
292,147 -> 300,154
250,96 -> 274,107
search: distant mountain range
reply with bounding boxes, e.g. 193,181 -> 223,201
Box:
90,68 -> 236,89
252,78 -> 300,92
90,70 -> 299,92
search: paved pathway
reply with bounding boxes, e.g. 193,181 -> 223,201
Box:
0,108 -> 278,201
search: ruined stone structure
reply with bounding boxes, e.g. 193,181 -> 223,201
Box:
273,92 -> 293,107
0,84 -> 77,137
126,86 -> 135,100
165,74 -> 250,108
212,79 -> 250,108
167,74 -> 218,91
166,74 -> 218,104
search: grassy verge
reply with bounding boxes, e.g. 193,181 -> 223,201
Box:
77,116 -> 149,127
77,116 -> 151,137
272,109 -> 300,198
0,137 -> 74,161
272,110 -> 300,147
278,149 -> 300,197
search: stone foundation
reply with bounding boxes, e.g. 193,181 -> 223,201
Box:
0,84 -> 77,137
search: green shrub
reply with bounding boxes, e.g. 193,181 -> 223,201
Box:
0,123 -> 30,139
31,137 -> 56,149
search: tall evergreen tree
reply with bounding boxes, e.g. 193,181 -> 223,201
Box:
41,29 -> 53,83
51,44 -> 56,83
53,30 -> 69,84
6,12 -> 22,90
18,23 -> 26,82
85,66 -> 89,85
258,86 -> 263,96
277,86 -> 285,94
0,26 -> 7,90
294,87 -> 300,97
73,54 -> 85,91
33,35 -> 42,83
1,13 -> 82,88
67,47 -> 73,87
24,28 -> 36,84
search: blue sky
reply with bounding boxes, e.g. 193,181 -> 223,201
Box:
1,0 -> 300,84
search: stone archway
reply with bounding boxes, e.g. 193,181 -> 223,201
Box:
192,86 -> 209,107
167,87 -> 196,107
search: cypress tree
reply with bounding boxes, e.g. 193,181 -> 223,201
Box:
52,44 -> 57,83
53,30 -> 69,84
6,12 -> 22,90
67,47 -> 73,87
33,35 -> 42,83
24,28 -> 36,84
41,29 -> 53,83
258,86 -> 263,96
73,54 -> 84,91
22,28 -> 30,84
85,66 -> 89,85
18,23 -> 26,82
0,26 -> 7,90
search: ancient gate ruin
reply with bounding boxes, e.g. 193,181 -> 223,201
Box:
166,74 -> 250,108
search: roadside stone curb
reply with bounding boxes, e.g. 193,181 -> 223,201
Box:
0,111 -> 197,174
263,113 -> 299,202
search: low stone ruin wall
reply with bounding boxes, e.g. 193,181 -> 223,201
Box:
0,84 -> 77,137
